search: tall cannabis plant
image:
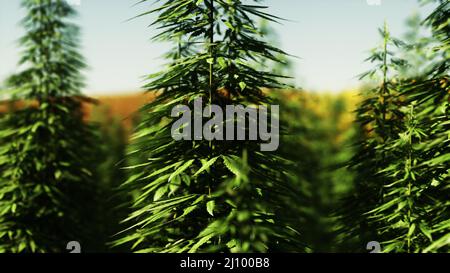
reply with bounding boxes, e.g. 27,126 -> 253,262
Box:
339,22 -> 407,251
0,0 -> 99,252
370,0 -> 449,252
398,0 -> 449,252
341,0 -> 449,252
115,0 -> 304,253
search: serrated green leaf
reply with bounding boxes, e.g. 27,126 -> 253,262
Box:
194,157 -> 218,177
169,159 -> 195,182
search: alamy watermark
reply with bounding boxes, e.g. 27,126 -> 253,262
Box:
367,241 -> 382,253
66,241 -> 81,253
171,98 -> 280,152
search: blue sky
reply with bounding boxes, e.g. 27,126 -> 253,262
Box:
0,0 -> 435,94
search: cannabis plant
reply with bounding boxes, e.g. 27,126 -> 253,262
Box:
399,0 -> 449,252
341,0 -> 449,252
114,0 -> 305,253
0,0 -> 100,252
398,13 -> 440,79
339,22 -> 407,251
371,0 -> 449,252
366,1 -> 449,252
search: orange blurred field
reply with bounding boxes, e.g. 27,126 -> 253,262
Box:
0,90 -> 360,135
87,92 -> 156,130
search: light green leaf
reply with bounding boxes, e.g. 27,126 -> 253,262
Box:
154,186 -> 168,201
206,200 -> 215,216
239,81 -> 247,91
55,170 -> 62,180
222,156 -> 241,176
169,159 -> 195,182
194,157 -> 218,177
189,233 -> 215,253
419,223 -> 432,241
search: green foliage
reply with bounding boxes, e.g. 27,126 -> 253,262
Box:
339,0 -> 449,253
0,0 -> 100,253
278,91 -> 356,252
114,0 -> 305,253
0,0 -> 446,254
90,106 -> 130,252
339,22 -> 407,251
258,20 -> 295,86
398,13 -> 441,79
405,0 -> 450,253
